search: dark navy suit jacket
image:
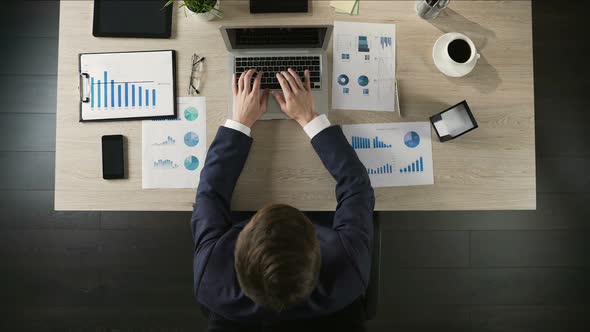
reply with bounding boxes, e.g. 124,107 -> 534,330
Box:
191,125 -> 375,321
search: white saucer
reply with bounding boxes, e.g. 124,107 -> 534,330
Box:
433,33 -> 477,78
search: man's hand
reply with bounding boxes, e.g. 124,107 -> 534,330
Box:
272,69 -> 319,127
232,69 -> 270,128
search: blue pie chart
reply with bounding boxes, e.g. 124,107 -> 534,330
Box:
337,74 -> 350,86
184,107 -> 199,121
184,131 -> 200,147
404,131 -> 421,148
358,75 -> 369,87
184,156 -> 200,171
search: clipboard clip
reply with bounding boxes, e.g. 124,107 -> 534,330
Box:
80,73 -> 90,103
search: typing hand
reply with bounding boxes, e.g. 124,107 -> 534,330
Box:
272,69 -> 318,127
232,69 -> 270,128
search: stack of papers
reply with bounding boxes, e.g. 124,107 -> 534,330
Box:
331,1 -> 359,15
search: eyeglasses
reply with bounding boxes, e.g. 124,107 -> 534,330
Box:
189,54 -> 205,96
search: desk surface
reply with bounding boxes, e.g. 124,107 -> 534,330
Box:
55,1 -> 535,211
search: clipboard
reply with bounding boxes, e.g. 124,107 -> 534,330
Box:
79,50 -> 177,122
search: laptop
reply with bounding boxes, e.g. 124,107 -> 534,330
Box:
220,26 -> 333,120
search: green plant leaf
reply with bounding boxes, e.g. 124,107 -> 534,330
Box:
163,0 -> 175,8
163,0 -> 219,14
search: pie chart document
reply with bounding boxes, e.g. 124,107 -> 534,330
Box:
342,122 -> 434,187
332,21 -> 397,112
142,97 -> 207,189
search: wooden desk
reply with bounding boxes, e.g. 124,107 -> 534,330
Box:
55,1 -> 535,211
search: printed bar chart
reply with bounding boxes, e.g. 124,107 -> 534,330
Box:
104,71 -> 108,107
342,122 -> 433,187
91,77 -> 95,108
400,157 -> 424,173
380,36 -> 392,49
97,80 -> 101,108
111,80 -> 115,108
352,136 -> 371,149
90,71 -> 157,110
368,163 -> 393,175
153,136 -> 176,146
373,136 -> 392,148
153,159 -> 179,169
117,85 -> 122,107
358,36 -> 370,52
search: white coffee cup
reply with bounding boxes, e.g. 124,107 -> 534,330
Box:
433,32 -> 481,77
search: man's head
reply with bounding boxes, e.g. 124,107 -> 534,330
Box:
235,204 -> 321,312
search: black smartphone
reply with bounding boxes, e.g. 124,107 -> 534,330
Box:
102,135 -> 125,179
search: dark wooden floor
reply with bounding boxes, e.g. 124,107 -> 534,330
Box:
1,1 -> 589,331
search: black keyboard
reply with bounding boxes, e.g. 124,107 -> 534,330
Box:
234,55 -> 322,90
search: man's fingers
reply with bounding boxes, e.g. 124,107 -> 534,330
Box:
281,71 -> 300,93
232,73 -> 238,96
271,90 -> 286,108
238,70 -> 246,92
252,71 -> 263,94
304,69 -> 311,91
243,69 -> 256,94
288,68 -> 304,89
276,72 -> 292,96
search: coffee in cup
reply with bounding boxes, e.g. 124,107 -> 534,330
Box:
433,32 -> 481,77
447,39 -> 472,63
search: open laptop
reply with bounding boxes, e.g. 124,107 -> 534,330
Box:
220,26 -> 333,120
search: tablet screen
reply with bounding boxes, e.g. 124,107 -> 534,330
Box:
250,0 -> 308,13
93,0 -> 172,38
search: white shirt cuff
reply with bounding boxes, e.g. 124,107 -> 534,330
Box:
224,119 -> 251,137
303,114 -> 331,139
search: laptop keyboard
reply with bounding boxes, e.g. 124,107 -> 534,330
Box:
234,56 -> 322,90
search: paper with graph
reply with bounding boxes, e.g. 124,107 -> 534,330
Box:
142,97 -> 207,189
332,21 -> 396,111
80,51 -> 175,121
342,122 -> 434,187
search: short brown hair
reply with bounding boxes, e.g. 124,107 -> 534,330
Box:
235,204 -> 321,312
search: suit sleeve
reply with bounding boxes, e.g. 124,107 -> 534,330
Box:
310,125 -> 375,289
191,126 -> 253,251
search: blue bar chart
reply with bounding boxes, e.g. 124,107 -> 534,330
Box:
400,157 -> 424,173
97,80 -> 101,108
90,71 -> 157,110
373,136 -> 392,148
342,122 -> 434,187
153,136 -> 176,146
153,159 -> 179,169
352,136 -> 371,149
111,80 -> 115,108
368,163 -> 393,175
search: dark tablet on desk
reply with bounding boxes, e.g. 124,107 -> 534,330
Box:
93,0 -> 172,38
250,0 -> 308,13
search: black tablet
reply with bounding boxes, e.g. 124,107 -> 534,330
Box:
250,0 -> 308,14
93,0 -> 173,38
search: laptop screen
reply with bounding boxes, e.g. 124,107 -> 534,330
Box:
225,27 -> 329,50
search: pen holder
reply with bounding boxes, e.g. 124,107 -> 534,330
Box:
416,0 -> 450,21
